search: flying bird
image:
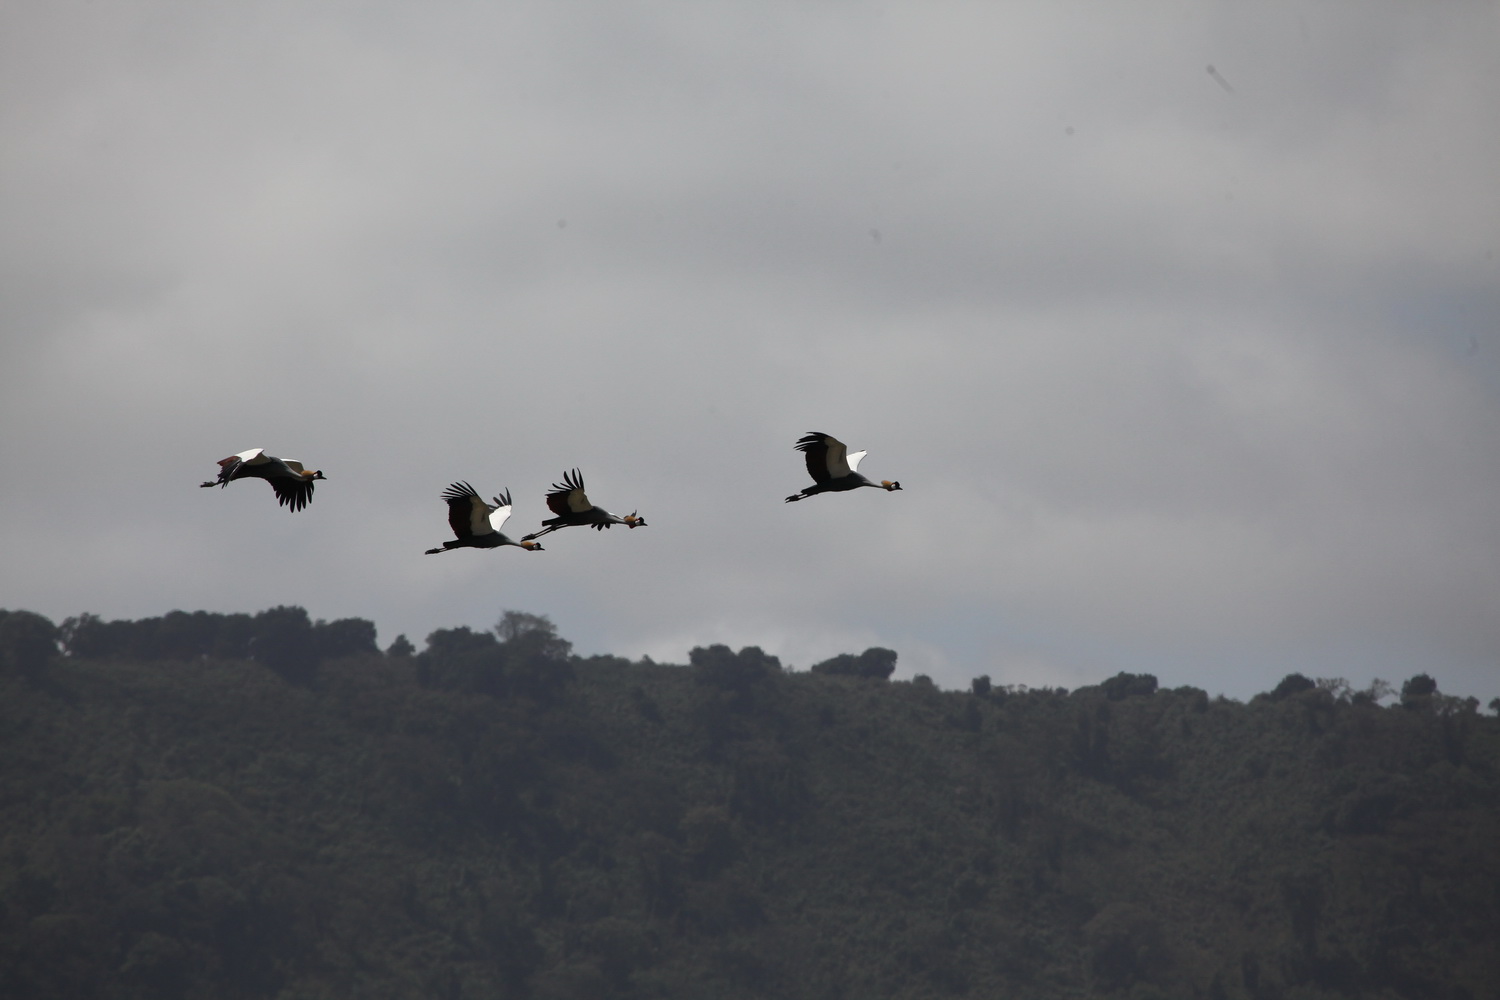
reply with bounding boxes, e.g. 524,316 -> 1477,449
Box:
424,481 -> 543,554
521,468 -> 647,540
200,448 -> 326,512
784,432 -> 902,503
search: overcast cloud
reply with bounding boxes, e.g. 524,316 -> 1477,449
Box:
3,2 -> 1497,701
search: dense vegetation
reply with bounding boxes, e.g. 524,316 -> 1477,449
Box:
2,606 -> 1497,999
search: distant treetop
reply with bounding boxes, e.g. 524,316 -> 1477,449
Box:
810,647 -> 897,680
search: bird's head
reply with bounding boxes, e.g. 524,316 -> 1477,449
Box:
881,480 -> 902,492
624,511 -> 647,528
308,470 -> 327,481
520,539 -> 544,551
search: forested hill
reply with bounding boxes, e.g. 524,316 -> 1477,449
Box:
2,607 -> 1497,1000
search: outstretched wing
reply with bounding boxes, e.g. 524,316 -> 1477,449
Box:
795,432 -> 852,481
270,475 -> 317,512
544,468 -> 593,516
210,447 -> 264,483
488,489 -> 515,532
440,481 -> 496,539
220,447 -> 265,469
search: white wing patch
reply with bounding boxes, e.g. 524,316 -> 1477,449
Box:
489,504 -> 514,532
235,448 -> 266,464
470,496 -> 497,535
567,489 -> 593,513
845,449 -> 867,473
282,459 -> 306,474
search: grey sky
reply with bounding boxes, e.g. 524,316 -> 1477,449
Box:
3,2 -> 1497,701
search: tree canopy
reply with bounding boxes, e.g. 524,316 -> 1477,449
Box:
1,606 -> 1496,999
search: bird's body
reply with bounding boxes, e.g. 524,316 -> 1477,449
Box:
424,482 -> 542,554
521,468 -> 646,540
784,432 -> 902,503
200,448 -> 325,512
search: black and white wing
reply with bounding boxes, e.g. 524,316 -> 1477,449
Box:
208,447 -> 265,484
544,468 -> 593,517
795,432 -> 854,482
441,481 -> 497,540
488,489 -> 516,534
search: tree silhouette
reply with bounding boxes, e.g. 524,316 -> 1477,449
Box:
1101,672 -> 1158,701
250,605 -> 316,681
1269,673 -> 1316,701
693,644 -> 781,697
0,609 -> 58,681
810,646 -> 897,680
312,617 -> 379,660
1400,673 -> 1438,709
496,611 -> 573,703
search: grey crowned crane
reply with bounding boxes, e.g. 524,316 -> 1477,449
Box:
200,448 -> 326,512
784,431 -> 902,503
521,468 -> 646,541
424,481 -> 543,554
